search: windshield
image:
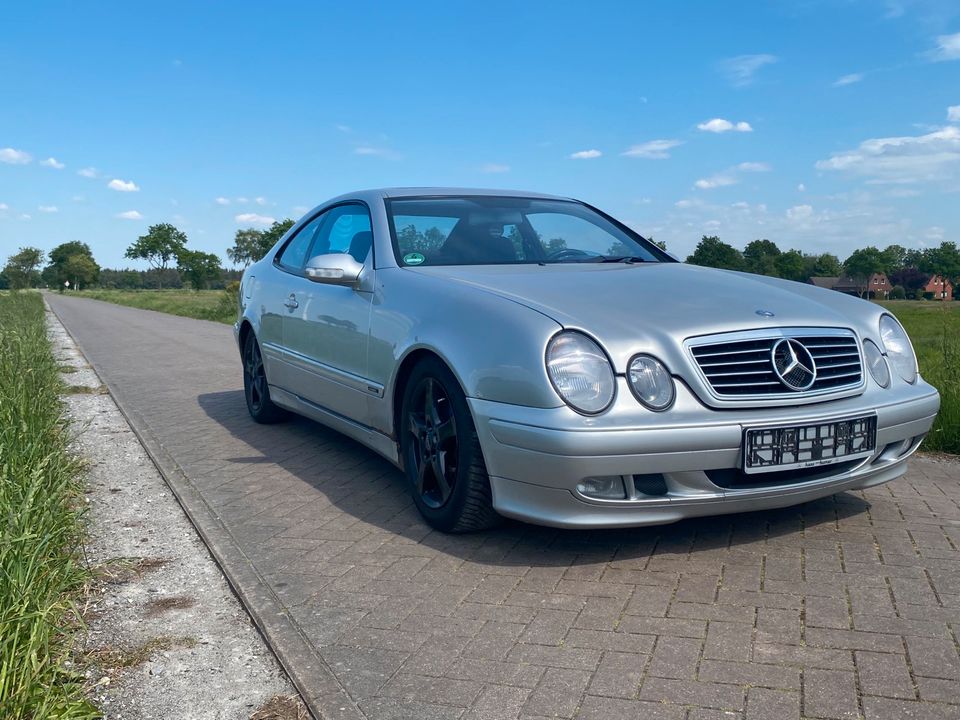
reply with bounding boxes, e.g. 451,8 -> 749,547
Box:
386,196 -> 668,267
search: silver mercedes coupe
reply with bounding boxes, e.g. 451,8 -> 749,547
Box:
235,188 -> 940,532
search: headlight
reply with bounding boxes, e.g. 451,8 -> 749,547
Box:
627,355 -> 675,410
879,315 -> 917,384
863,339 -> 890,388
546,332 -> 615,414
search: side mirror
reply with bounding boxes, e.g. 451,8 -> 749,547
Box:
304,253 -> 364,286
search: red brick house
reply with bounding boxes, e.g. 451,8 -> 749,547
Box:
922,274 -> 954,301
809,272 -> 890,298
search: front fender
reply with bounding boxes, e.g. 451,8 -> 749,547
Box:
369,268 -> 564,435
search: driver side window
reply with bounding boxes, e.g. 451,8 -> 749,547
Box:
277,213 -> 325,271
308,204 -> 373,263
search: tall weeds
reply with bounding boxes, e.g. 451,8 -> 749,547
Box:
0,293 -> 96,719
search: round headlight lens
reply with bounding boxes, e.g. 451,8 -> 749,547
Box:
879,315 -> 917,384
863,339 -> 890,388
546,332 -> 615,414
627,354 -> 676,411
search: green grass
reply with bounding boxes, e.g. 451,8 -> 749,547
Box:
80,287 -> 237,324
0,293 -> 97,719
877,301 -> 960,455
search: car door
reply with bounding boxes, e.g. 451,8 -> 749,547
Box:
280,203 -> 375,422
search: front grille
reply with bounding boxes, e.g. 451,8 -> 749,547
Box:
689,331 -> 863,398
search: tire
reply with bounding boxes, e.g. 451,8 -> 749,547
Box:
400,357 -> 501,532
242,332 -> 288,424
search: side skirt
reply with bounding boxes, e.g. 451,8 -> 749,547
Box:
269,385 -> 401,467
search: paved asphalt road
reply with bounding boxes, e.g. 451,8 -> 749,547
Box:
48,293 -> 960,720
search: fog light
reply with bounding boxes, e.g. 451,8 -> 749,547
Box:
576,476 -> 627,500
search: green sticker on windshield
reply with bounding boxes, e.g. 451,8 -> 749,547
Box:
404,252 -> 425,265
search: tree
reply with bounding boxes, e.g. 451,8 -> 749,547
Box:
227,219 -> 295,266
880,244 -> 908,275
743,239 -> 781,276
2,246 -> 44,289
843,246 -> 885,298
686,236 -> 744,271
919,241 -> 960,286
177,249 -> 223,290
44,241 -> 100,290
812,253 -> 843,277
651,238 -> 667,251
125,223 -> 187,289
775,249 -> 807,282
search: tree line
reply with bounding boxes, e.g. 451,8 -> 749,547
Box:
686,235 -> 960,299
0,218 -> 294,291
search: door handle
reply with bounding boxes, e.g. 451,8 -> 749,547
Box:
284,294 -> 299,309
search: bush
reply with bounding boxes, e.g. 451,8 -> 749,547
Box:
889,285 -> 906,300
216,280 -> 241,321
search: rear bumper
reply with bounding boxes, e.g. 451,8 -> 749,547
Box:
468,381 -> 940,529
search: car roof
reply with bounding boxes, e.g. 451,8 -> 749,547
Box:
324,187 -> 572,205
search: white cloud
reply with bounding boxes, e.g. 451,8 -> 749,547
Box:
798,183 -> 806,192
354,145 -> 401,159
235,212 -> 275,226
887,187 -> 921,197
38,205 -> 58,213
815,125 -> 960,184
77,167 -> 98,178
335,124 -> 353,133
833,73 -> 864,87
20,214 -> 31,220
694,175 -> 737,190
719,54 -> 777,87
674,199 -> 702,209
623,139 -> 683,159
215,196 -> 231,205
697,118 -> 753,133
108,178 -> 140,192
928,32 -> 960,62
0,147 -> 31,164
737,161 -> 771,172
116,210 -> 143,220
254,196 -> 269,206
0,203 -> 7,211
235,197 -> 249,204
480,163 -> 510,173
949,105 -> 960,122
292,205 -> 309,215
569,149 -> 602,159
731,201 -> 750,209
786,204 -> 814,220
40,157 -> 65,169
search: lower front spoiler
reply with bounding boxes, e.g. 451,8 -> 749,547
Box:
489,450 -> 914,529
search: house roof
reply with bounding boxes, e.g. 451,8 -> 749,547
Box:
809,276 -> 839,289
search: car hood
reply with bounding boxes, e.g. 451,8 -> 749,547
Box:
413,262 -> 880,372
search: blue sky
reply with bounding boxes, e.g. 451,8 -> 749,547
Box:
2,0 -> 959,267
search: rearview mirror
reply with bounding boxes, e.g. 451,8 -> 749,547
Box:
304,253 -> 363,286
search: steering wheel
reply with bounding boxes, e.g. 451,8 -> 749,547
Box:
546,248 -> 592,262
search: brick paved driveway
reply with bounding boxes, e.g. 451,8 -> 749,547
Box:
48,294 -> 960,720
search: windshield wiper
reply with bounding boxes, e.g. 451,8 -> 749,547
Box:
594,255 -> 649,264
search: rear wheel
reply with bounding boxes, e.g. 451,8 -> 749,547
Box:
243,332 -> 288,424
400,358 -> 500,532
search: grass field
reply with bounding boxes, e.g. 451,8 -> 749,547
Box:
81,287 -> 237,324
0,293 -> 97,719
877,300 -> 959,455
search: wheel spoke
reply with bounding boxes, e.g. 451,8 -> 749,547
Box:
435,417 -> 456,445
416,454 -> 428,494
408,412 -> 426,438
424,379 -> 437,424
433,453 -> 450,498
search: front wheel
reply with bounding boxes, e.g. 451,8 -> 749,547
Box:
243,332 -> 288,424
400,358 -> 500,532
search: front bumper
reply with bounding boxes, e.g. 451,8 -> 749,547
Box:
469,378 -> 940,528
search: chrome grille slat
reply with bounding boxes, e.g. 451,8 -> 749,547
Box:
688,330 -> 863,399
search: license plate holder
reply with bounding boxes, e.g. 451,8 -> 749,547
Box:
743,415 -> 877,474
